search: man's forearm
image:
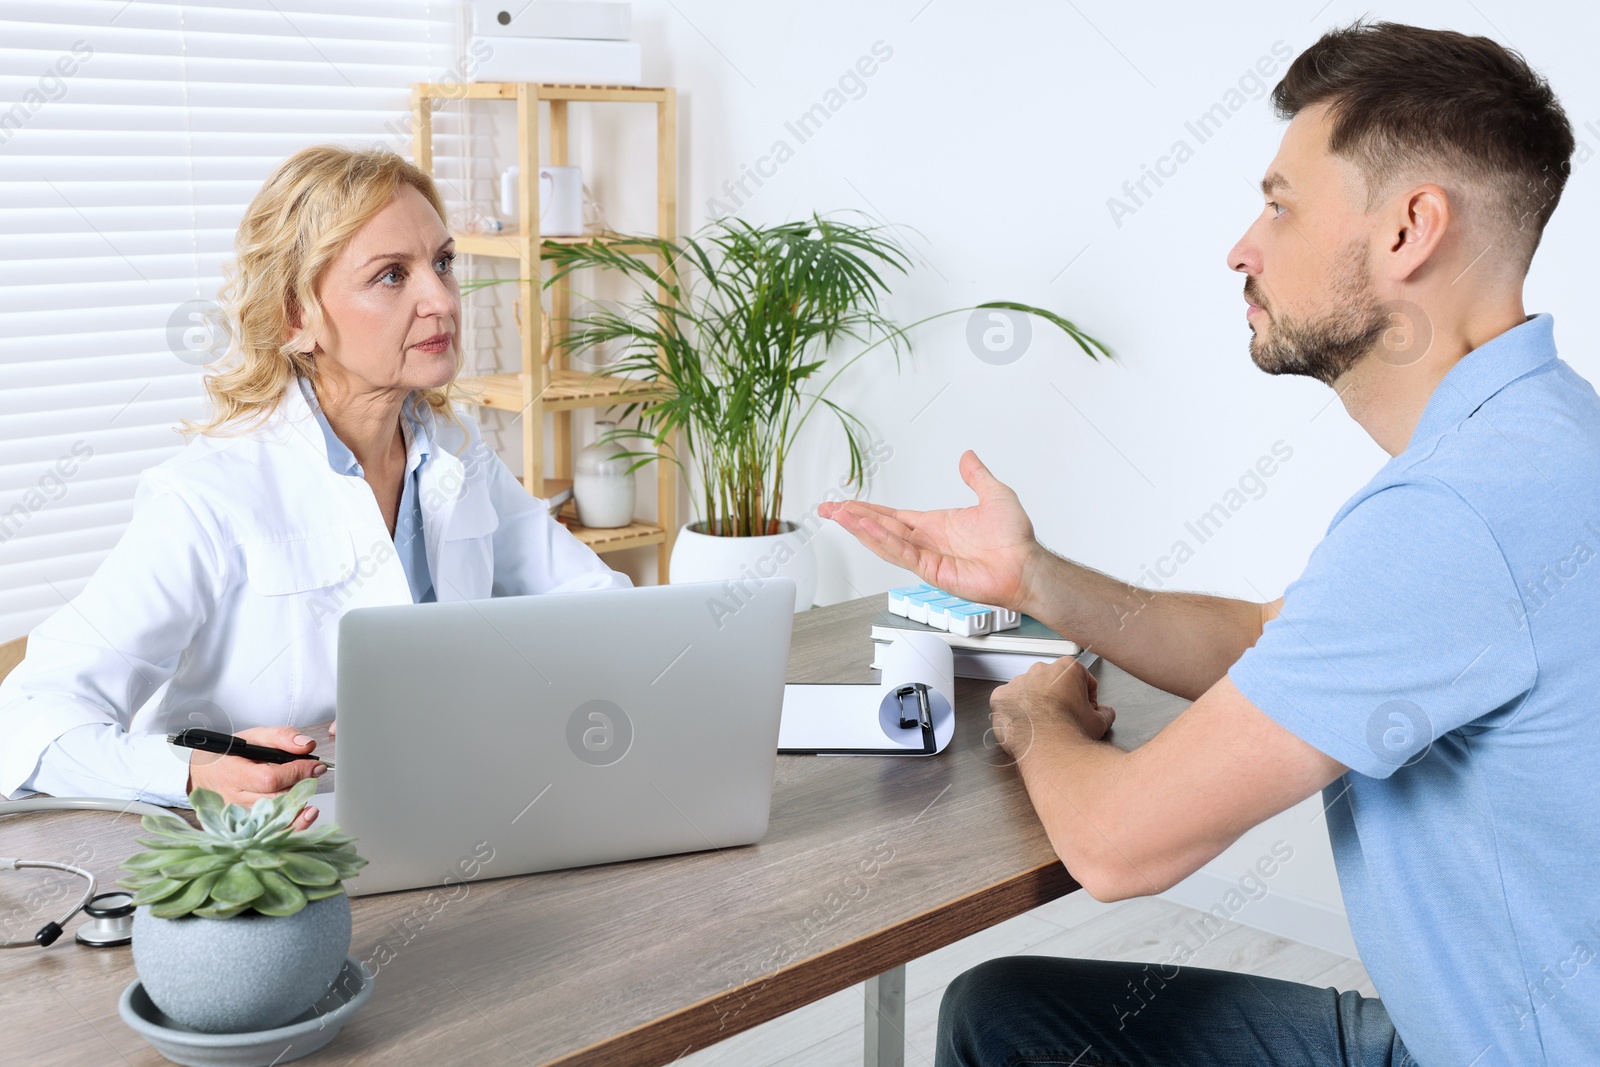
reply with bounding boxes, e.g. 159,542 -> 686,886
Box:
1017,547 -> 1266,701
1010,717 -> 1185,901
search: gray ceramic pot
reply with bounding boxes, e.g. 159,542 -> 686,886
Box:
131,893 -> 352,1034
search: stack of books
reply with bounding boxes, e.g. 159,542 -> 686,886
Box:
873,584 -> 1080,681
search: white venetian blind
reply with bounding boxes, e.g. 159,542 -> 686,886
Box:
0,0 -> 484,641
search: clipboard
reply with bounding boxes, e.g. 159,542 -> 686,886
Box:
777,631 -> 956,756
776,641 -> 1101,756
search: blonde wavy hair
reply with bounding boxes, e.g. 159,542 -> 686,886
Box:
178,145 -> 477,448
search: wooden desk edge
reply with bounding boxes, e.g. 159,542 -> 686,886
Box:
547,860 -> 1080,1066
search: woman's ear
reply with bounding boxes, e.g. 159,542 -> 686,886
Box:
283,298 -> 316,354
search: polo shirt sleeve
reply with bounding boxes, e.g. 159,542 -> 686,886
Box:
1227,477 -> 1537,779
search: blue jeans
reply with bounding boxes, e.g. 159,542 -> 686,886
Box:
936,956 -> 1417,1067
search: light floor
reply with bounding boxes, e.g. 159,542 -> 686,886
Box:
678,894 -> 1376,1066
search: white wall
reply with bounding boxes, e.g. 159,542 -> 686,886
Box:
475,0 -> 1600,947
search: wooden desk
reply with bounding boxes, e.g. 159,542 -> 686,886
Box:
0,596 -> 1189,1066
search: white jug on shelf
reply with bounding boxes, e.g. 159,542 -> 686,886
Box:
500,165 -> 585,236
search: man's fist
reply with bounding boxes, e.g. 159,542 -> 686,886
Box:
990,658 -> 1115,761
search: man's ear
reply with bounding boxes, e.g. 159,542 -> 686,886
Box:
1384,183 -> 1451,282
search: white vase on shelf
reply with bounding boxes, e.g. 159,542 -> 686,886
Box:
573,421 -> 635,529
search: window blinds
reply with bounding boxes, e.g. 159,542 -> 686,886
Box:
0,0 -> 482,642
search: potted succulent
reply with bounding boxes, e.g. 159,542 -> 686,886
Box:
544,213 -> 1109,608
118,777 -> 366,1033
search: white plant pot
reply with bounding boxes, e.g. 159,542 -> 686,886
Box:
669,521 -> 817,612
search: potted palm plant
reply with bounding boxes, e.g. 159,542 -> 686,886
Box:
117,777 -> 366,1034
544,213 -> 1109,607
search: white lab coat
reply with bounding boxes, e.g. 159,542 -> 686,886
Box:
0,377 -> 631,804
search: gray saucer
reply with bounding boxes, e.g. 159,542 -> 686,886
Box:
119,955 -> 373,1066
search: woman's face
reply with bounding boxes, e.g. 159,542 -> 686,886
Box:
305,183 -> 459,394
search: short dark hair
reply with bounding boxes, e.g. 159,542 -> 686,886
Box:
1272,20 -> 1574,269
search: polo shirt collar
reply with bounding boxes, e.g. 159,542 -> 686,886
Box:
1406,313 -> 1557,453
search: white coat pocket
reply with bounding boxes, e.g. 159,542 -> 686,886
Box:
242,530 -> 360,595
438,492 -> 500,601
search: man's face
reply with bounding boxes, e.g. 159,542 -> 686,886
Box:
1229,105 -> 1389,387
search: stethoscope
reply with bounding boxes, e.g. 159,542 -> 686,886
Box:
0,795 -> 177,950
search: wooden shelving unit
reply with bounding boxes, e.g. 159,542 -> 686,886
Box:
411,82 -> 678,580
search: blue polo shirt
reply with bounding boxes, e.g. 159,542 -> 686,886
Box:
1230,314 -> 1600,1066
297,376 -> 434,603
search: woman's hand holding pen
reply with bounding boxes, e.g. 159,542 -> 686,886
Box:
184,725 -> 328,832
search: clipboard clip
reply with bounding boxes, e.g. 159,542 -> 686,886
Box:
895,682 -> 933,730
892,682 -> 939,755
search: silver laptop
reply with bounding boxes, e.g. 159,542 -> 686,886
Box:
327,578 -> 796,896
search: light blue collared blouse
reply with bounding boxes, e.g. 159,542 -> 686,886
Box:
296,376 -> 434,603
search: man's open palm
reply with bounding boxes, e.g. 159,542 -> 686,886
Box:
819,450 -> 1040,610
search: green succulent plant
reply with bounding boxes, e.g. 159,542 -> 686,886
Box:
117,778 -> 366,920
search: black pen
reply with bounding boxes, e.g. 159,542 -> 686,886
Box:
166,727 -> 334,770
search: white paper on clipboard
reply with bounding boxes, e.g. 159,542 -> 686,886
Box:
777,631 -> 956,755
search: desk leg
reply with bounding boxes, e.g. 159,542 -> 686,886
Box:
864,964 -> 906,1067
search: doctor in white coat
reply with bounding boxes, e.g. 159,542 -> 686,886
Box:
0,145 -> 630,829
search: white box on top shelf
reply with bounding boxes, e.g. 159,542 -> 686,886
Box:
470,37 -> 642,85
471,0 -> 631,41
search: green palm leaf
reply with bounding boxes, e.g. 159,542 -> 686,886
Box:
544,212 -> 1107,536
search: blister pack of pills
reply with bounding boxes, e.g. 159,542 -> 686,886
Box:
885,584 -> 1021,637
